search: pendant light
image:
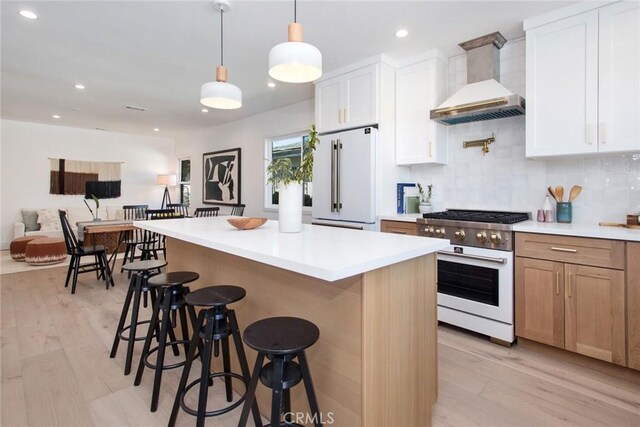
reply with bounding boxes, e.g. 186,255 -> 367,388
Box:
200,0 -> 242,109
268,0 -> 322,83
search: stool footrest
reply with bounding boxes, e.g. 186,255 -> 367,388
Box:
118,320 -> 157,342
180,372 -> 247,417
142,340 -> 196,371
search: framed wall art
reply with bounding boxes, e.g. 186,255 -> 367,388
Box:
202,148 -> 241,205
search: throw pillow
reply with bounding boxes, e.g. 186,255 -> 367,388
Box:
37,209 -> 63,232
21,209 -> 41,232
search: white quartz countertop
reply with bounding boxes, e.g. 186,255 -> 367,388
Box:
379,214 -> 422,223
134,217 -> 449,282
513,221 -> 640,242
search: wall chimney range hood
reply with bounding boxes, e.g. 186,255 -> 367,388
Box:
430,32 -> 525,126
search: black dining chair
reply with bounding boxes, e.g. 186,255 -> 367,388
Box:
59,210 -> 114,294
193,207 -> 219,218
140,209 -> 184,260
167,203 -> 189,217
230,204 -> 246,216
121,205 -> 150,272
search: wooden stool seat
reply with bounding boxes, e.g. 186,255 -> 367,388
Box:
243,317 -> 320,355
122,259 -> 167,272
148,271 -> 199,287
184,285 -> 246,307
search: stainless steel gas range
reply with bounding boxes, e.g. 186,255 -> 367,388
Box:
417,209 -> 530,344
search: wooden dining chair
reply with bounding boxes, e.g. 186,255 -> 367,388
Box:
194,207 -> 220,217
230,204 -> 246,216
140,209 -> 184,260
121,204 -> 150,272
167,203 -> 189,217
59,210 -> 114,294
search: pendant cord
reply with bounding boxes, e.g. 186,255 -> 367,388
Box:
220,10 -> 224,66
293,0 -> 297,23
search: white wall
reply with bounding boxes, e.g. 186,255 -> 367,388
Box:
0,119 -> 175,248
174,99 -> 315,219
410,38 -> 640,224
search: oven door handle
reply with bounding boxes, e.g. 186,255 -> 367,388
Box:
437,250 -> 507,265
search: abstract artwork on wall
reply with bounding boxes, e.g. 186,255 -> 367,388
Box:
49,159 -> 122,198
202,148 -> 241,205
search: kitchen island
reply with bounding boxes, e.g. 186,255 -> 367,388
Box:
135,217 -> 449,426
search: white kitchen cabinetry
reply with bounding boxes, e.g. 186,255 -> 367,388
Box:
315,65 -> 378,133
395,57 -> 448,165
525,1 -> 640,157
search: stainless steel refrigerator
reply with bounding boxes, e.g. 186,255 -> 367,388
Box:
312,126 -> 377,230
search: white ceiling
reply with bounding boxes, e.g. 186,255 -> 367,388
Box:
1,1 -> 575,138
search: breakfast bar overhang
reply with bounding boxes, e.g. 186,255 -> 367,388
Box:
135,217 -> 449,426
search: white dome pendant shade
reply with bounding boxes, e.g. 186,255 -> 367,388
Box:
200,66 -> 242,109
200,0 -> 242,110
269,16 -> 322,83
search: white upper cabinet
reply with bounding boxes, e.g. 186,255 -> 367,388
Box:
525,2 -> 640,157
395,57 -> 448,165
598,1 -> 640,153
315,65 -> 378,133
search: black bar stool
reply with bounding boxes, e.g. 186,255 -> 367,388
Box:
169,286 -> 262,427
238,317 -> 321,427
109,259 -> 168,375
133,271 -> 200,412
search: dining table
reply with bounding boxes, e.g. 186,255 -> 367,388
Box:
77,220 -> 136,273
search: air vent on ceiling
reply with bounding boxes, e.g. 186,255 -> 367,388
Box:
124,105 -> 148,112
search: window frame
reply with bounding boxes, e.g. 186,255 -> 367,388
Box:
263,131 -> 312,213
178,157 -> 191,206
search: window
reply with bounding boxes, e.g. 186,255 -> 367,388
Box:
264,132 -> 312,210
178,158 -> 191,206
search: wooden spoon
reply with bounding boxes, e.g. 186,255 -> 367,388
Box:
548,186 -> 558,202
555,185 -> 564,203
568,185 -> 582,202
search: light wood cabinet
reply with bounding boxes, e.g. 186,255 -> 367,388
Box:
395,56 -> 448,165
515,232 -> 627,367
315,65 -> 378,133
380,220 -> 418,236
525,1 -> 640,157
515,257 -> 565,349
628,242 -> 640,370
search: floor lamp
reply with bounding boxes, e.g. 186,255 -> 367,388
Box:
157,174 -> 177,209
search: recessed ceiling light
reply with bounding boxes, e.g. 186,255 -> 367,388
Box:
52,115 -> 61,119
153,128 -> 160,132
267,82 -> 276,88
201,108 -> 209,113
395,29 -> 408,38
74,84 -> 85,90
18,10 -> 38,20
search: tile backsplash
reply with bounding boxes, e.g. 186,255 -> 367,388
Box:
410,38 -> 640,224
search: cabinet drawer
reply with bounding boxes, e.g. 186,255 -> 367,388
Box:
380,220 -> 418,236
515,233 -> 624,270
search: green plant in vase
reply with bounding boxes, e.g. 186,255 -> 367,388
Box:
417,183 -> 433,214
83,194 -> 101,221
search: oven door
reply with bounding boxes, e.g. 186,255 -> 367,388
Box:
436,245 -> 513,324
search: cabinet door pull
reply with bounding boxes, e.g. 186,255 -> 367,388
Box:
550,247 -> 577,253
429,141 -> 434,158
556,271 -> 560,295
339,109 -> 343,124
344,108 -> 349,123
391,231 -> 407,235
600,122 -> 607,144
567,273 -> 572,298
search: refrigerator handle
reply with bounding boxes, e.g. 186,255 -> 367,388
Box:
336,139 -> 341,212
330,140 -> 336,212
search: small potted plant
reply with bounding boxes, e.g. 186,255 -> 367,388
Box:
417,183 -> 433,214
83,194 -> 101,221
267,124 -> 318,233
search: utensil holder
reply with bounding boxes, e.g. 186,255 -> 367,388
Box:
556,202 -> 572,223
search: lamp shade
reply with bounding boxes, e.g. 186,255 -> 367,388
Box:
268,41 -> 322,83
157,174 -> 177,186
200,81 -> 242,109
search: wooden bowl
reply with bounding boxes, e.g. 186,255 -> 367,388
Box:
227,217 -> 268,230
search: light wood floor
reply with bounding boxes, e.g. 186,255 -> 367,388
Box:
1,263 -> 639,426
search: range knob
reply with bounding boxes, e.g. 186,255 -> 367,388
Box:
454,230 -> 466,241
434,228 -> 446,238
490,233 -> 502,244
476,232 -> 488,243
423,226 -> 434,236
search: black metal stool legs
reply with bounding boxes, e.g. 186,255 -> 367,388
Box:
238,353 -> 266,427
196,311 -> 216,427
298,351 -> 321,427
270,357 -> 285,427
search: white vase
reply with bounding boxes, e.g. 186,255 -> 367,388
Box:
418,202 -> 433,214
278,182 -> 303,233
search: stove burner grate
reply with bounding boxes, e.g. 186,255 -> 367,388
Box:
422,209 -> 530,224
